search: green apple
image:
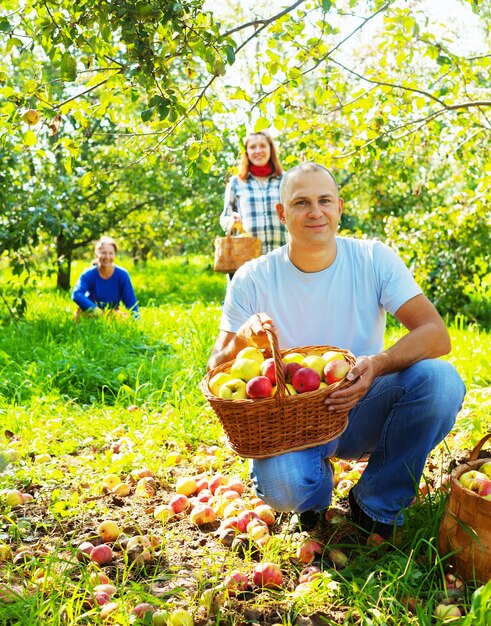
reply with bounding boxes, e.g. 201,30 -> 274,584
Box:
285,383 -> 298,396
322,351 -> 346,364
219,378 -> 248,399
283,352 -> 305,365
209,372 -> 232,396
230,358 -> 261,382
236,346 -> 264,364
479,461 -> 491,479
302,355 -> 327,377
458,470 -> 487,490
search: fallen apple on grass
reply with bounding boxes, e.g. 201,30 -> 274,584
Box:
296,537 -> 323,564
190,504 -> 216,525
90,544 -> 113,565
434,603 -> 462,619
252,561 -> 283,588
97,520 -> 121,543
169,494 -> 191,513
176,477 -> 198,497
223,570 -> 250,596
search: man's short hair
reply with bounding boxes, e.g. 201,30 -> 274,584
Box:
280,162 -> 339,204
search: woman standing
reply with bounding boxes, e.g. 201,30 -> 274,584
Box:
220,131 -> 287,255
72,236 -> 139,319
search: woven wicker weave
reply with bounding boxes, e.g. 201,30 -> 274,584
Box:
201,326 -> 355,459
438,433 -> 491,583
213,232 -> 262,273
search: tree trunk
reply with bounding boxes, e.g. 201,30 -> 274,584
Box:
56,233 -> 73,291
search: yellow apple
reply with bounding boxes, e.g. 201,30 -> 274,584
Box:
302,355 -> 327,377
219,378 -> 248,399
209,372 -> 232,396
319,382 -> 328,389
236,346 -> 264,364
480,462 -> 491,479
322,351 -> 346,364
283,352 -> 305,365
285,383 -> 298,396
230,358 -> 261,382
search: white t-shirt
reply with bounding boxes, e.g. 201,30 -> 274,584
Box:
221,237 -> 423,356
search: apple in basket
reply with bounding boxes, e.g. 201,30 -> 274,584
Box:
324,359 -> 350,385
236,346 -> 264,365
230,358 -> 261,382
291,367 -> 321,393
302,355 -> 327,377
285,361 -> 302,383
219,379 -> 248,400
246,376 -> 273,399
260,358 -> 287,385
322,351 -> 346,364
209,372 -> 232,396
480,462 -> 491,478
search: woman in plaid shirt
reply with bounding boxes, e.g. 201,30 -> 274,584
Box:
220,131 -> 288,256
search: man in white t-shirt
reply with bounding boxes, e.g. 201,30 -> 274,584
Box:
207,162 -> 465,538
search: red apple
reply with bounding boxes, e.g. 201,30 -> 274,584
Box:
246,375 -> 273,399
260,358 -> 287,385
298,565 -> 322,583
227,478 -> 245,495
292,367 -> 321,393
131,602 -> 156,617
476,478 -> 491,498
209,474 -> 227,494
324,359 -> 351,384
285,361 -> 302,383
444,572 -> 465,590
90,544 -> 113,565
296,538 -> 323,564
236,509 -> 260,532
252,562 -> 283,588
253,504 -> 276,526
189,504 -> 216,525
169,494 -> 191,513
223,570 -> 249,596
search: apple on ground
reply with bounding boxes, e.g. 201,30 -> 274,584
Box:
292,367 -> 321,393
252,562 -> 283,588
223,570 -> 249,596
112,483 -> 130,496
322,351 -> 346,364
434,604 -> 462,619
324,359 -> 351,384
260,358 -> 287,384
236,509 -> 260,532
190,504 -> 216,525
219,378 -> 248,400
302,355 -> 327,377
154,504 -> 175,522
227,478 -> 245,495
253,504 -> 276,526
4,489 -> 24,507
100,602 -> 120,620
328,549 -> 349,568
169,494 -> 191,513
131,603 -> 156,618
209,474 -> 227,494
236,346 -> 264,364
296,538 -> 323,564
283,352 -> 305,365
97,520 -> 121,542
298,565 -> 322,584
209,372 -> 232,396
176,476 -> 198,496
90,544 -> 113,565
444,573 -> 465,590
246,375 -> 273,399
126,535 -> 151,549
230,358 -> 261,382
167,608 -> 194,626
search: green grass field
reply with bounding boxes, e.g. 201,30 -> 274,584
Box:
0,256 -> 490,625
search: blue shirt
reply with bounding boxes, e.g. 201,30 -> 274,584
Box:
71,266 -> 139,318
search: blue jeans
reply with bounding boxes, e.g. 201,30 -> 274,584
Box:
250,359 -> 466,525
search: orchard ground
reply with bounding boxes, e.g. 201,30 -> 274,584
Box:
0,256 -> 490,625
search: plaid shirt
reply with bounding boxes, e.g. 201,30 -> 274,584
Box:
220,174 -> 288,254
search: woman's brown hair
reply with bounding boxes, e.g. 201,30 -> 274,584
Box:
237,131 -> 283,181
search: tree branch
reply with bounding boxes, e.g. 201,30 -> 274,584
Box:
222,0 -> 307,38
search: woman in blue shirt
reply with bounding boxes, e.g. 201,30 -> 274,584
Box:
72,236 -> 139,319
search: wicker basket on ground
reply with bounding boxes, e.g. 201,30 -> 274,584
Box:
201,326 -> 356,459
438,433 -> 491,583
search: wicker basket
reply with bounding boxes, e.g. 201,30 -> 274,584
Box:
213,227 -> 262,273
438,433 -> 491,583
201,326 -> 355,458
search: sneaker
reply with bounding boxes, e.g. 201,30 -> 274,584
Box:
348,490 -> 400,540
296,509 -> 323,531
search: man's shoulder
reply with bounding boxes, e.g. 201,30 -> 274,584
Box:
338,236 -> 391,257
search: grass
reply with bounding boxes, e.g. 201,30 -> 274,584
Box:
0,255 -> 490,625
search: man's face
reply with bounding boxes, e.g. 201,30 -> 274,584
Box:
276,169 -> 344,246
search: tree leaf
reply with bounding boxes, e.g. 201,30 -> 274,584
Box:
60,52 -> 77,82
254,117 -> 271,132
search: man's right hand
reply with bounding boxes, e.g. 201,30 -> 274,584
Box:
237,313 -> 277,351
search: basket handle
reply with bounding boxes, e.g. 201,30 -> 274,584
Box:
468,432 -> 491,462
264,324 -> 289,399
